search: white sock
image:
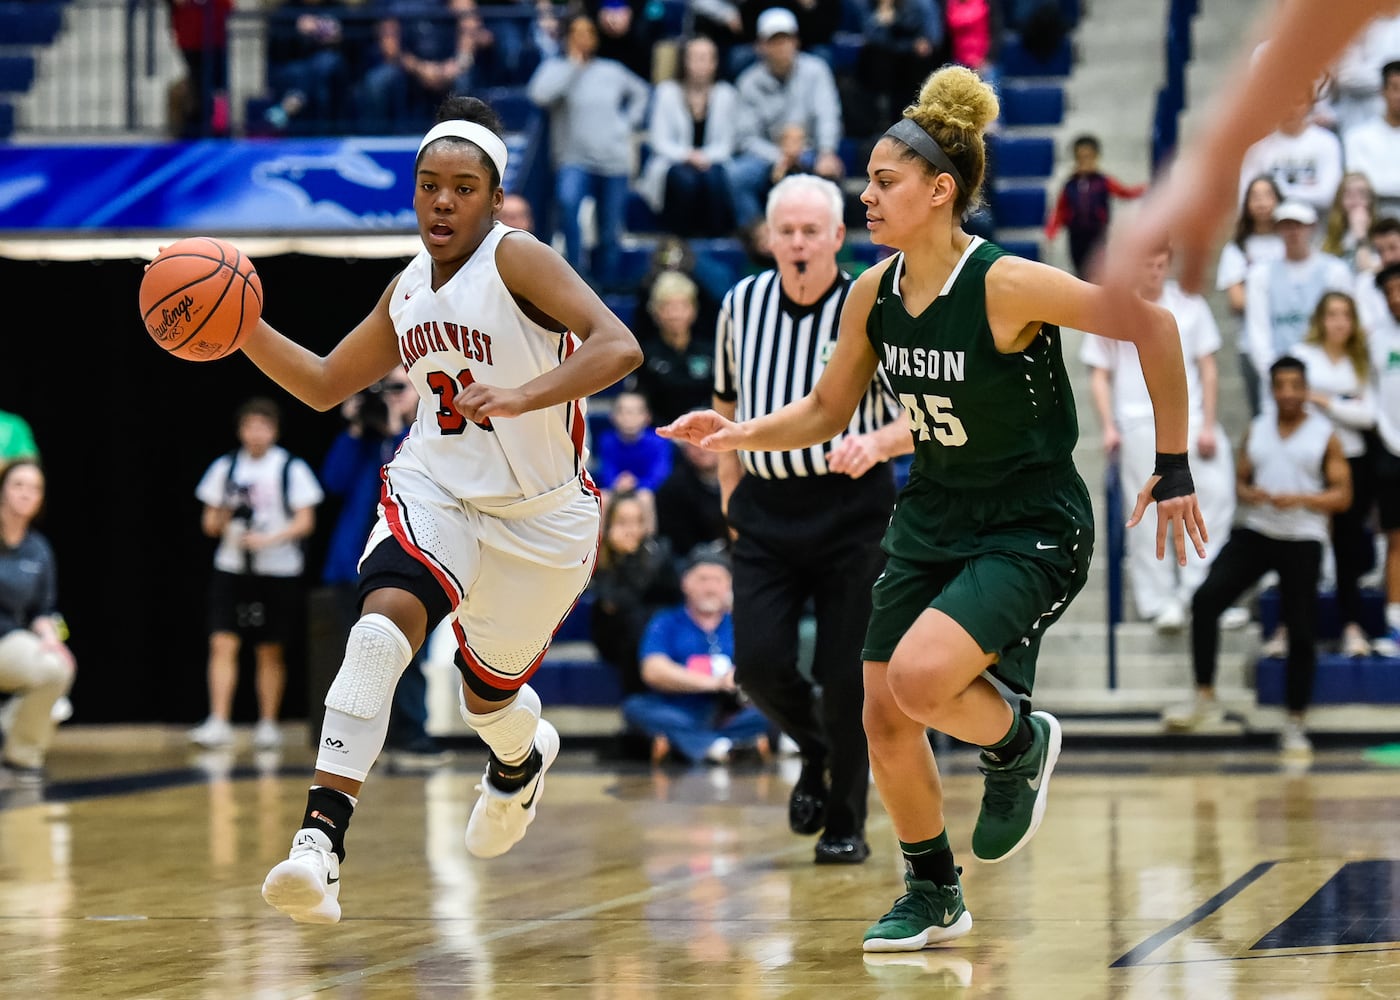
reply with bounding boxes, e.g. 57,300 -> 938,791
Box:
1388,603 -> 1400,631
464,683 -> 541,765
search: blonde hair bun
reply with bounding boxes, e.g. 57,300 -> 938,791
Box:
905,65 -> 999,135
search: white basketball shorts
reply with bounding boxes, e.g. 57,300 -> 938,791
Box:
360,463 -> 599,691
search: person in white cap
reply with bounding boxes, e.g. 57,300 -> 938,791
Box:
1243,199 -> 1353,404
727,7 -> 846,227
245,93 -> 643,924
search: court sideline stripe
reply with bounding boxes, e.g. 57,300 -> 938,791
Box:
1110,860 -> 1277,968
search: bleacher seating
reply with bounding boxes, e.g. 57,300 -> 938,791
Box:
0,0 -> 67,140
1254,587 -> 1400,705
999,82 -> 1065,127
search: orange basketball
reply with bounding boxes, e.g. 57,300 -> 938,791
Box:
139,237 -> 263,362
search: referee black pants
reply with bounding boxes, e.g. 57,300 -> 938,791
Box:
727,466 -> 896,839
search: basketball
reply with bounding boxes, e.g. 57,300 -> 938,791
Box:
139,237 -> 263,362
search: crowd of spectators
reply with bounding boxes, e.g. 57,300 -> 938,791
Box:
162,1 -> 1078,287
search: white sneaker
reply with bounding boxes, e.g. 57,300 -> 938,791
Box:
704,737 -> 733,764
253,720 -> 283,750
1154,601 -> 1186,634
1219,606 -> 1251,631
1373,628 -> 1400,658
1342,624 -> 1373,658
1279,719 -> 1313,756
261,829 -> 341,924
465,719 -> 560,859
1260,627 -> 1288,659
1162,695 -> 1226,731
187,716 -> 233,749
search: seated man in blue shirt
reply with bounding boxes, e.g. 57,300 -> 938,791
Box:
623,548 -> 772,764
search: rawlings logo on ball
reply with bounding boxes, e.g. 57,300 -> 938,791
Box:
148,294 -> 199,343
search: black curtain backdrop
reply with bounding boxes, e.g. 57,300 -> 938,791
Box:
0,251 -> 410,725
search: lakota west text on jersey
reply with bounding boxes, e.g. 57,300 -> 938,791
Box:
399,321 -> 494,370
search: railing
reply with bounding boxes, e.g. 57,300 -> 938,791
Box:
1151,0 -> 1198,172
1104,455 -> 1125,689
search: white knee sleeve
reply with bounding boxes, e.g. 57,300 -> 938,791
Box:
317,614 -> 413,781
325,614 -> 413,720
462,683 -> 541,765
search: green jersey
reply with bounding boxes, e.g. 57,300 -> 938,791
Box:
867,238 -> 1079,491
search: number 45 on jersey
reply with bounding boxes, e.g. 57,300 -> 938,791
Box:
898,393 -> 968,446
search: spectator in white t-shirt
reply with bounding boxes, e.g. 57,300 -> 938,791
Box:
1243,200 -> 1354,405
1293,292 -> 1378,657
1355,216 -> 1400,334
1082,246 -> 1236,633
1343,60 -> 1400,217
1218,175 -> 1285,417
1322,10 -> 1400,134
1237,93 -> 1344,218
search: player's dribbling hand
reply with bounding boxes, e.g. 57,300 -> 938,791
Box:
1126,479 -> 1209,567
657,410 -> 743,451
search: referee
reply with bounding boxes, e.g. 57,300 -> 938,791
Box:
713,174 -> 912,864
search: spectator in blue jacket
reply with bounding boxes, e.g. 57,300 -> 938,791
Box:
594,391 -> 675,512
624,548 -> 772,764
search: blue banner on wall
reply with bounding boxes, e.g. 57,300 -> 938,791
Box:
0,138 -> 433,232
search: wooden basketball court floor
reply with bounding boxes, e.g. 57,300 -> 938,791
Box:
4,727 -> 1400,999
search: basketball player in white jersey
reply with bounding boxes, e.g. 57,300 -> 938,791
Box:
234,95 -> 642,924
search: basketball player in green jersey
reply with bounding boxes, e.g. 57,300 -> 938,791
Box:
660,64 -> 1208,952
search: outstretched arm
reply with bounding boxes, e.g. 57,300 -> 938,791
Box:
985,255 -> 1207,566
659,262 -> 890,453
240,279 -> 404,412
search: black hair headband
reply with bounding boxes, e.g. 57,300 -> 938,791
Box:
884,119 -> 966,194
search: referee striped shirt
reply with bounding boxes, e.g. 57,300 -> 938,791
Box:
714,268 -> 901,479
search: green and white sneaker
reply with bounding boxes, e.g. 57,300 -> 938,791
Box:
862,870 -> 973,952
972,710 -> 1061,863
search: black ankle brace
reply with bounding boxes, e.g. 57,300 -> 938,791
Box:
488,745 -> 542,792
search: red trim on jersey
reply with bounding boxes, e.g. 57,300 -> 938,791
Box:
381,471 -> 464,606
449,542 -> 599,690
451,619 -> 548,691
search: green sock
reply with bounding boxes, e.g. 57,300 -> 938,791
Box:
900,832 -> 958,885
981,711 -> 1032,764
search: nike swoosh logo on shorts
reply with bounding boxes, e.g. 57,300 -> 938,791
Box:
1035,541 -> 1058,550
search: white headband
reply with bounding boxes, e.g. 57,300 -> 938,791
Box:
416,121 -> 508,185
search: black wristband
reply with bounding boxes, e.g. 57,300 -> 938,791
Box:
1151,452 -> 1195,501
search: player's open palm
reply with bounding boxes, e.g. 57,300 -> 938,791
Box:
1127,479 -> 1209,567
657,410 -> 741,451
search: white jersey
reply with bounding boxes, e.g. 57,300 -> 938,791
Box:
1242,411 -> 1333,544
388,223 -> 590,504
